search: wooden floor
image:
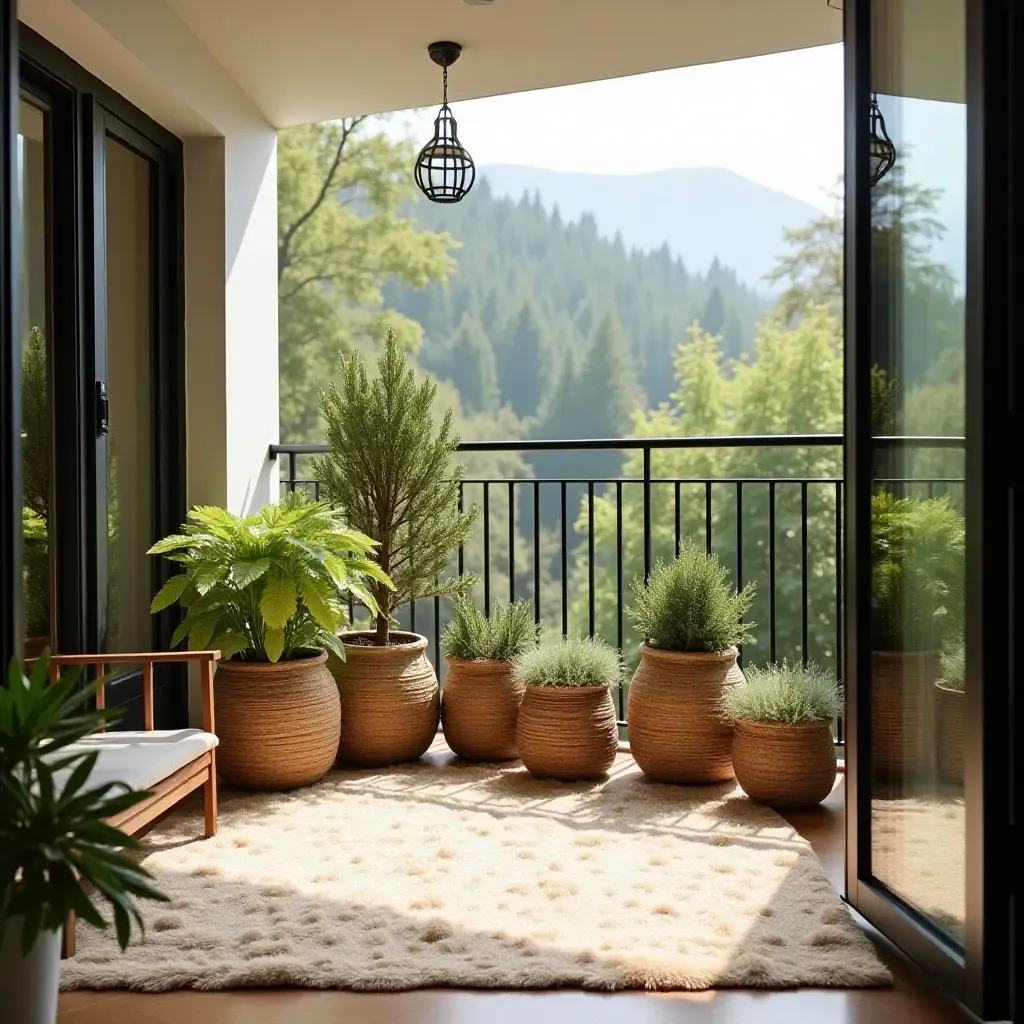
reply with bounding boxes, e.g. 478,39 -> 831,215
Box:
59,766 -> 971,1024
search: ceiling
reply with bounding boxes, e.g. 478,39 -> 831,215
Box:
163,0 -> 841,129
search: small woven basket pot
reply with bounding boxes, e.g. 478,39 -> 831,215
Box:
214,652 -> 339,790
627,644 -> 739,784
935,682 -> 964,785
872,650 -> 939,776
331,632 -> 439,767
733,719 -> 836,808
517,684 -> 618,781
441,658 -> 524,761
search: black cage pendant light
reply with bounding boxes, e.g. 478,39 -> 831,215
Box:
415,41 -> 476,204
868,93 -> 896,187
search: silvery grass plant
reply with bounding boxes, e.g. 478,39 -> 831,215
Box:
513,635 -> 622,688
722,661 -> 841,725
442,599 -> 539,662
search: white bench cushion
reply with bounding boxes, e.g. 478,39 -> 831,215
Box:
48,729 -> 218,792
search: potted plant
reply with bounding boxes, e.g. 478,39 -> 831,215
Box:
513,636 -> 621,781
935,637 -> 964,785
314,331 -> 476,767
149,495 -> 390,789
724,662 -> 841,808
1,654 -> 168,1024
871,493 -> 964,775
626,542 -> 754,783
441,599 -> 538,761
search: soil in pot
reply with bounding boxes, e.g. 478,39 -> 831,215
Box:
516,684 -> 618,781
331,632 -> 439,767
872,650 -> 939,777
627,644 -> 738,784
732,719 -> 837,808
935,682 -> 964,785
215,652 -> 339,790
441,657 -> 523,761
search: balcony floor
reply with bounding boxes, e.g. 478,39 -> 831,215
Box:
58,745 -> 969,1024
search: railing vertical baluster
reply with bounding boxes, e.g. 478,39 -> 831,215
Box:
769,481 -> 777,664
705,481 -> 712,553
642,446 -> 652,581
458,484 -> 464,578
835,481 -> 844,745
313,481 -> 320,501
410,598 -> 416,635
560,481 -> 568,637
533,481 -> 541,626
801,481 -> 809,668
288,452 -> 297,495
483,483 -> 491,616
736,481 -> 743,667
674,481 -> 681,557
616,480 -> 624,720
588,482 -> 595,638
508,481 -> 516,604
434,592 -> 441,675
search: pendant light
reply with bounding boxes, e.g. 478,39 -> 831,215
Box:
415,41 -> 476,204
868,93 -> 896,187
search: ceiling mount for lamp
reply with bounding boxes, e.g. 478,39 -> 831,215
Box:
868,93 -> 896,187
415,41 -> 476,204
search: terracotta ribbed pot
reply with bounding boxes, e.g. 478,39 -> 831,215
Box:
214,652 -> 339,790
517,685 -> 618,781
332,632 -> 439,767
441,658 -> 524,761
627,644 -> 740,784
733,719 -> 837,808
872,650 -> 939,776
935,682 -> 964,785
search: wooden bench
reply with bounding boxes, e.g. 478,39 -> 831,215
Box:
46,650 -> 221,957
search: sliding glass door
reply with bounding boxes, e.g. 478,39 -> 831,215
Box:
844,0 -> 1017,1018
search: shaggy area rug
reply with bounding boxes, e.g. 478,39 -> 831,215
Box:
61,755 -> 889,992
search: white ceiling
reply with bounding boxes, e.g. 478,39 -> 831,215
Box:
163,0 -> 841,128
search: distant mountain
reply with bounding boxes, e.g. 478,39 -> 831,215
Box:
480,165 -> 824,290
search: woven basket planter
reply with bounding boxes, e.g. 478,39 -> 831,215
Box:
733,719 -> 836,808
331,632 -> 439,767
517,685 -> 618,781
627,644 -> 739,784
441,658 -> 524,761
935,682 -> 964,785
214,652 -> 339,790
872,650 -> 939,776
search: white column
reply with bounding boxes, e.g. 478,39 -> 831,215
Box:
184,130 -> 279,515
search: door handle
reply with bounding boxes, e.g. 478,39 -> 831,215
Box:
96,380 -> 109,436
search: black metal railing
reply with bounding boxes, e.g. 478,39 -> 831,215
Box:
269,434 -> 965,739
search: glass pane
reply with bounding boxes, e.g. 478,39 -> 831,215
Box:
104,138 -> 154,653
18,99 -> 53,659
868,0 -> 967,943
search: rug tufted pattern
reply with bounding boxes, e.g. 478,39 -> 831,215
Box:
61,755 -> 889,992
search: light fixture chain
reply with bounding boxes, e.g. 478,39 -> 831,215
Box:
443,65 -> 448,106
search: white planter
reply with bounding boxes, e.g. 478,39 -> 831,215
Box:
0,918 -> 61,1024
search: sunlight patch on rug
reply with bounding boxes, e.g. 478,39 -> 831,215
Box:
61,756 -> 889,992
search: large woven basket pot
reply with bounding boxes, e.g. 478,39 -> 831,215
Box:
517,685 -> 618,781
441,658 -> 524,761
332,632 -> 439,767
872,650 -> 938,776
214,652 -> 339,790
935,682 -> 964,785
733,720 -> 836,808
627,644 -> 739,784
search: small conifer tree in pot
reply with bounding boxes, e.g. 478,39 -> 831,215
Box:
724,662 -> 840,808
315,331 -> 477,766
441,600 -> 538,761
627,543 -> 754,784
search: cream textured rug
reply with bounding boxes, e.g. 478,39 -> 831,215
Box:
61,755 -> 889,992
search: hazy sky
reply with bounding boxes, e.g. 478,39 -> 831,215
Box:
385,44 -> 844,211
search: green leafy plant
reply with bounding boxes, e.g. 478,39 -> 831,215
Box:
148,494 -> 392,663
513,635 -> 622,689
442,599 -> 539,662
938,636 -> 965,692
871,493 -> 965,651
0,653 -> 168,953
314,329 -> 477,646
722,661 -> 841,725
629,542 -> 755,653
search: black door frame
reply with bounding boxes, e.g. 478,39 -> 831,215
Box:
843,0 -> 1019,1019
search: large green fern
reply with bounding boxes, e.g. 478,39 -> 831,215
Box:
148,494 -> 393,663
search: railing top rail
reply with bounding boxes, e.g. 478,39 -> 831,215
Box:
270,433 -> 965,459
